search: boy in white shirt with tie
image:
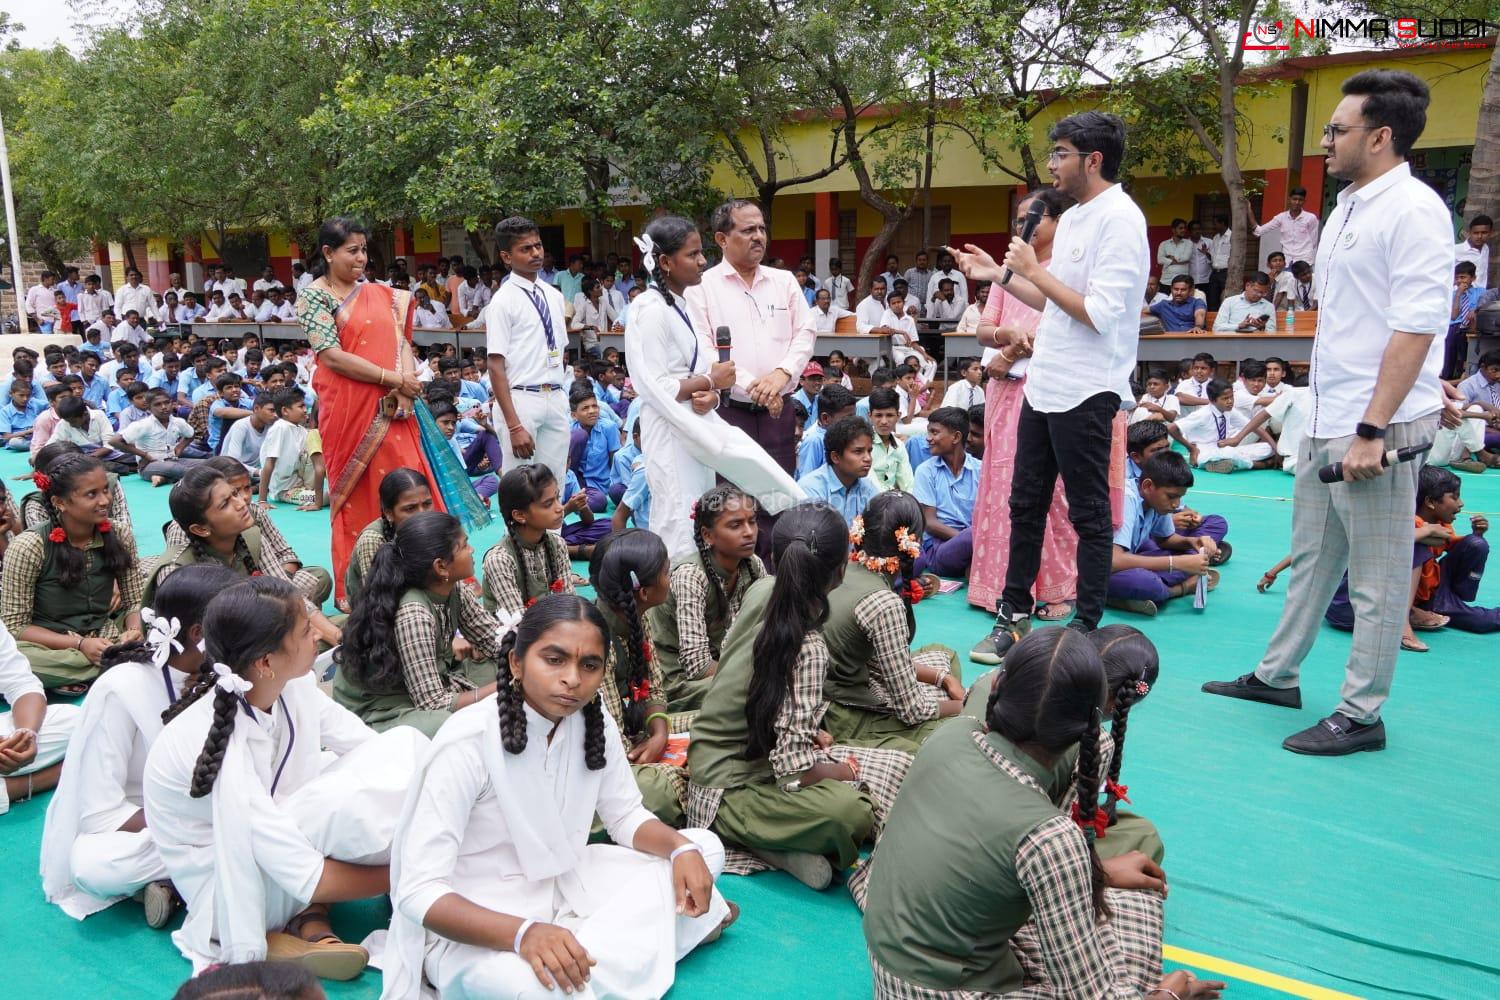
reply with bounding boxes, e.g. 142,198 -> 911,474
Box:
1172,379 -> 1276,473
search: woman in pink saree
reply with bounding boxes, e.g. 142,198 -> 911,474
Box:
295,217 -> 444,604
962,190 -> 1127,620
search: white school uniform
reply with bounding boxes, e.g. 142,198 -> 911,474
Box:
378,699 -> 729,1000
624,287 -> 804,559
41,658 -> 194,917
1261,386 -> 1310,474
143,673 -> 427,970
1176,404 -> 1272,470
941,379 -> 984,411
1129,390 -> 1180,425
0,629 -> 78,814
1232,380 -> 1269,419
483,273 -> 571,485
884,309 -> 936,384
1174,376 -> 1213,416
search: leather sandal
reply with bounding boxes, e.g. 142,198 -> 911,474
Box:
267,907 -> 369,981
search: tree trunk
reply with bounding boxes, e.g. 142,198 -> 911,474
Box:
1221,60 -> 1250,284
921,67 -> 936,251
757,183 -> 776,246
1470,41 -> 1500,289
584,159 -> 613,260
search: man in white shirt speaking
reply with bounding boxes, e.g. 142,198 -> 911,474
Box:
1204,69 -> 1453,757
970,110 -> 1148,656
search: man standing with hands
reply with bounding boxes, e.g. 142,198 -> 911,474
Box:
687,199 -> 817,558
953,111 -> 1147,657
1203,70 -> 1453,755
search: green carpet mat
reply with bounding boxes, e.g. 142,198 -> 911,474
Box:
2,450 -> 1496,999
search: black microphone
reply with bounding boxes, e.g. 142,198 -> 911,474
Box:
715,325 -> 731,363
1001,199 -> 1047,286
1317,442 -> 1432,484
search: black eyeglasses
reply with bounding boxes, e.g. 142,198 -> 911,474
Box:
1322,123 -> 1382,141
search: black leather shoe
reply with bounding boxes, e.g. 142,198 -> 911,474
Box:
1283,713 -> 1386,756
1201,672 -> 1302,709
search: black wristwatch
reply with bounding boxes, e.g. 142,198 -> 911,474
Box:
1355,422 -> 1386,440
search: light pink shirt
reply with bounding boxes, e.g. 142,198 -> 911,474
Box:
1254,209 -> 1320,264
685,262 -> 817,402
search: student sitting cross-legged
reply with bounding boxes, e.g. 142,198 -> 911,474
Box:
1410,466 -> 1500,632
378,594 -> 735,1000
1126,420 -> 1231,565
860,627 -> 1221,1000
1169,378 -> 1276,474
1107,452 -> 1221,617
912,407 -> 981,577
335,512 -> 503,737
821,490 -> 965,753
796,415 -> 880,528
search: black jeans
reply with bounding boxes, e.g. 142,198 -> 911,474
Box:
1207,269 -> 1228,311
1002,391 -> 1119,629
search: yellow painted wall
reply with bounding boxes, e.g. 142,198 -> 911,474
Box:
267,231 -> 293,258
1300,50 -> 1487,155
414,222 -> 440,254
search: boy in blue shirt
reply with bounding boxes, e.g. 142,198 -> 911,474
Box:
796,383 -> 858,478
609,420 -> 642,505
797,415 -> 878,526
1107,451 -> 1221,616
206,373 -> 253,454
0,380 -> 44,450
794,362 -> 824,431
115,381 -> 152,433
912,406 -> 981,577
191,358 -> 230,404
567,383 -> 616,512
78,353 -> 109,409
611,423 -> 651,530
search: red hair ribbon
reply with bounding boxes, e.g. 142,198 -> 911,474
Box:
1105,779 -> 1131,804
641,641 -> 653,663
96,519 -> 112,534
1070,801 -> 1109,838
32,472 -> 51,491
48,526 -> 66,543
549,579 -> 566,593
899,580 -> 925,604
630,679 -> 651,702
524,597 -> 538,609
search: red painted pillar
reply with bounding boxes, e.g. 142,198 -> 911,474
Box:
1260,169 -> 1289,223
394,226 -> 412,262
813,192 -> 839,277
1299,155 -> 1326,216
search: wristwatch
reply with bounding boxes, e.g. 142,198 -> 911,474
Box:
1355,422 -> 1387,440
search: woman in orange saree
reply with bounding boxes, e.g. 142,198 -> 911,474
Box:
295,217 -> 445,604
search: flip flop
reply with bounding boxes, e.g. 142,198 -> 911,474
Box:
1400,634 -> 1429,653
265,932 -> 370,982
55,682 -> 91,697
1408,609 -> 1449,632
1037,601 -> 1075,621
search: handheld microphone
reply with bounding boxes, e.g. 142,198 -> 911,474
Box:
1317,442 -> 1432,484
1001,200 -> 1047,286
715,325 -> 731,363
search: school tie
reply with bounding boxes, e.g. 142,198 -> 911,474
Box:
525,288 -> 557,352
1215,412 -> 1227,440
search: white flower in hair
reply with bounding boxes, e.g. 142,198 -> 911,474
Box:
633,233 -> 657,276
211,662 -> 253,696
141,607 -> 184,669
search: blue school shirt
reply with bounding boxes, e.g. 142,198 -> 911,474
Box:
612,441 -> 641,492
459,379 -> 489,406
620,457 -> 651,528
569,420 -> 616,493
148,368 -> 179,392
79,374 -> 108,409
913,454 -> 982,531
177,370 -> 205,399
623,396 -> 643,437
794,389 -> 820,430
905,435 -> 931,468
453,417 -> 483,454
207,399 -> 241,451
797,464 -> 879,526
1114,485 -> 1176,554
1458,372 -> 1500,409
0,375 -> 45,400
796,424 -> 828,478
0,400 -> 44,434
593,381 -> 621,407
106,387 -> 135,417
855,396 -> 871,418
79,340 -> 112,360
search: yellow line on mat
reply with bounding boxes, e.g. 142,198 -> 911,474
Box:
1163,945 -> 1365,999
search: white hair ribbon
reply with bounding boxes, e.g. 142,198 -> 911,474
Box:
629,570 -> 642,591
632,233 -> 657,276
212,662 -> 253,696
140,607 -> 184,670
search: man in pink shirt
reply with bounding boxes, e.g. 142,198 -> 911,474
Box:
1253,186 -> 1320,266
686,198 -> 818,557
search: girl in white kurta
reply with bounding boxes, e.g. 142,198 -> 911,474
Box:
623,217 -> 804,559
41,563 -> 238,925
380,593 -> 734,1000
0,620 -> 78,814
143,576 -> 428,979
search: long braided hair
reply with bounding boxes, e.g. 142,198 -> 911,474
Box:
180,577 -> 303,798
588,529 -> 669,741
985,627 -> 1112,920
169,466 -> 259,576
378,467 -> 433,540
745,503 -> 850,760
38,453 -> 135,591
1089,624 -> 1160,824
855,489 -> 924,641
495,593 -> 608,770
497,465 -> 569,607
690,484 -> 761,652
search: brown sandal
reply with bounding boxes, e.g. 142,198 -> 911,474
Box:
267,907 -> 369,981
1400,634 -> 1429,653
1037,602 -> 1075,621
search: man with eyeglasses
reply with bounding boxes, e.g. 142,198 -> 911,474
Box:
1254,185 -> 1320,266
965,110 -> 1149,654
1204,69 -> 1454,757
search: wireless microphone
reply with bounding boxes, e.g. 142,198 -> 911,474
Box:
1001,199 -> 1047,286
1317,442 -> 1432,484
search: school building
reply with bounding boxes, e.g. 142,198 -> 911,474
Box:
71,41 -> 1492,296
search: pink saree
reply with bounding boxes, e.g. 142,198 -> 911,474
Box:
967,278 -> 1127,611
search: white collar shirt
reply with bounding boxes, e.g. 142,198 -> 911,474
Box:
1307,162 -> 1452,437
1455,240 -> 1490,289
484,272 -> 567,388
1024,183 -> 1148,413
